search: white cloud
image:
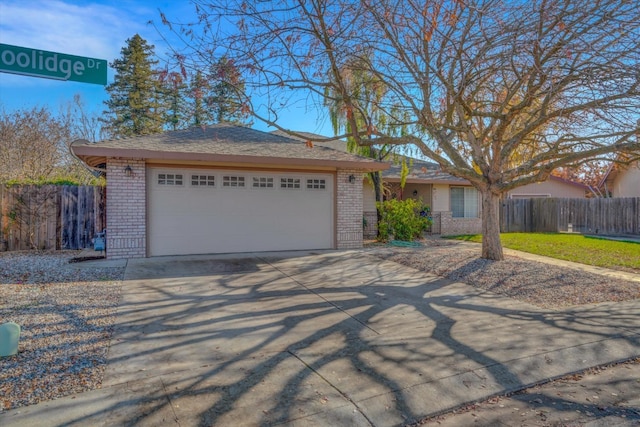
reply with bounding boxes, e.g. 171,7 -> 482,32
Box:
0,0 -> 166,66
0,0 -> 195,109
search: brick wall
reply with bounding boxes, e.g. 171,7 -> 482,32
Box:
337,169 -> 363,249
106,158 -> 146,259
363,211 -> 378,238
439,211 -> 482,235
364,209 -> 482,237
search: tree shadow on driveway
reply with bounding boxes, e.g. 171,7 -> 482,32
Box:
35,251 -> 640,426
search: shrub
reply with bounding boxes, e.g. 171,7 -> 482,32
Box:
377,198 -> 431,241
3,176 -> 105,187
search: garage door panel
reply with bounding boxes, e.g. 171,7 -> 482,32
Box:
148,169 -> 334,256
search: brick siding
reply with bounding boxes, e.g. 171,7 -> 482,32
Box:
337,169 -> 363,249
439,211 -> 482,235
106,158 -> 146,259
363,211 -> 378,239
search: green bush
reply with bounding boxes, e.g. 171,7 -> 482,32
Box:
3,176 -> 105,187
377,199 -> 431,241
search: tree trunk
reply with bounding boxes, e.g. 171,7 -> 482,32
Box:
480,189 -> 504,260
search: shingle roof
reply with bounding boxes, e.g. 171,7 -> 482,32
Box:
71,124 -> 387,171
270,130 -> 349,152
270,130 -> 470,184
383,158 -> 469,184
547,175 -> 590,190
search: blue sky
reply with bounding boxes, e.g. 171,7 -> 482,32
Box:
0,0 -> 333,135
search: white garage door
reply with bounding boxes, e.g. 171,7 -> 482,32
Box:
147,168 -> 334,256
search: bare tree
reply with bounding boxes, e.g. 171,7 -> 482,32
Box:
167,0 -> 640,259
58,96 -> 108,184
0,101 -> 101,184
61,94 -> 105,143
0,107 -> 69,182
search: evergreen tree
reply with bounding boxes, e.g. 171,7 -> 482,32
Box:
188,70 -> 215,126
185,59 -> 251,127
207,57 -> 250,125
160,70 -> 189,131
102,34 -> 165,137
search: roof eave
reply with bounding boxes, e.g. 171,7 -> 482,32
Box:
383,176 -> 472,185
548,175 -> 590,190
71,145 -> 389,172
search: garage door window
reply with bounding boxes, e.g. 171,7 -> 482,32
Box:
191,175 -> 215,187
307,178 -> 326,190
281,177 -> 301,189
252,177 -> 274,188
223,175 -> 245,187
158,173 -> 183,186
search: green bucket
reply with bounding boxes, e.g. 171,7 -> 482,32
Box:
0,322 -> 20,357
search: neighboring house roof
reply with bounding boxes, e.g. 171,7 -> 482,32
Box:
547,175 -> 590,190
599,160 -> 631,191
598,159 -> 640,196
383,158 -> 470,185
599,163 -> 618,191
270,130 -> 470,185
72,124 -> 388,171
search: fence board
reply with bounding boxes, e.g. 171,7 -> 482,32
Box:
18,186 -> 29,250
501,197 -> 640,235
80,186 -> 93,249
0,185 -> 105,251
62,186 -> 78,249
45,187 -> 56,250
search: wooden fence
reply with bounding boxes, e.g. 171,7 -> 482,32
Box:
0,185 -> 106,251
501,197 -> 640,235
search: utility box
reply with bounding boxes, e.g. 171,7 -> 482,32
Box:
0,322 -> 20,357
94,230 -> 106,251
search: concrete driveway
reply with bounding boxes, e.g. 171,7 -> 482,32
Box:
2,250 -> 639,426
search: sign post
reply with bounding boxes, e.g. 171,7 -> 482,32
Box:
0,43 -> 107,85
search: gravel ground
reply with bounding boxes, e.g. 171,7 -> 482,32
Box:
370,238 -> 640,309
0,251 -> 124,413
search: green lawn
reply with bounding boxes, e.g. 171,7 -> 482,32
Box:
448,233 -> 640,271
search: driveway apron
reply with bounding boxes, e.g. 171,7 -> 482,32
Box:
1,250 -> 639,427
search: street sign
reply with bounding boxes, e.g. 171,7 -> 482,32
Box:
0,43 -> 107,85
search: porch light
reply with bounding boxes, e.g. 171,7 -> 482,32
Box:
124,165 -> 133,177
413,190 -> 418,197
348,174 -> 356,183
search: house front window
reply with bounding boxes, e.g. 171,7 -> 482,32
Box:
451,186 -> 479,218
